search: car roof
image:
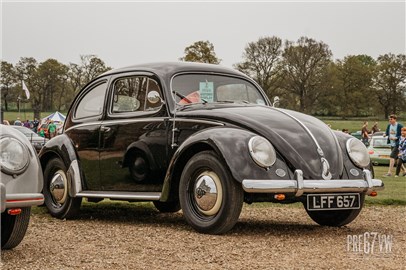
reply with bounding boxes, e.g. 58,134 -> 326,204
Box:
100,62 -> 246,79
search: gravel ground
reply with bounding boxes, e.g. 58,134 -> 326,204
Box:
1,204 -> 405,270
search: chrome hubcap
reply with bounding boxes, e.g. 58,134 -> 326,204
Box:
194,171 -> 222,216
50,170 -> 67,205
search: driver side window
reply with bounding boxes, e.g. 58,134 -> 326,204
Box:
112,76 -> 162,114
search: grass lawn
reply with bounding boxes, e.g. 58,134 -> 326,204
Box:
367,165 -> 406,205
3,111 -> 68,123
322,119 -> 389,134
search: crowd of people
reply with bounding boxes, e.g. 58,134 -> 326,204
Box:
383,115 -> 405,177
2,117 -> 60,139
357,115 -> 405,177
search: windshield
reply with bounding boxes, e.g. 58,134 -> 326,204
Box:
372,138 -> 390,148
171,74 -> 267,105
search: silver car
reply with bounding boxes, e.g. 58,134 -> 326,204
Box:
1,125 -> 44,249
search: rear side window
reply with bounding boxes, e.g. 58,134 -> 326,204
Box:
75,82 -> 107,119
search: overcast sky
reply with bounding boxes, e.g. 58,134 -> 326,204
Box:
1,1 -> 405,69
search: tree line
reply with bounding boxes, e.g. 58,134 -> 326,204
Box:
1,36 -> 405,119
1,55 -> 111,119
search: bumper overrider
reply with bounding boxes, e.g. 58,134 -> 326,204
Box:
0,183 -> 44,213
242,169 -> 384,196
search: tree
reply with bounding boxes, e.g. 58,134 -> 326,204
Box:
180,41 -> 221,64
333,55 -> 376,118
234,36 -> 283,99
15,57 -> 39,117
373,53 -> 406,118
0,61 -> 17,111
36,59 -> 69,111
68,55 -> 111,93
279,37 -> 332,113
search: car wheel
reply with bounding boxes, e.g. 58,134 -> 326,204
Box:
304,194 -> 365,227
1,207 -> 31,249
153,200 -> 181,213
179,151 -> 243,234
43,158 -> 82,219
129,153 -> 149,182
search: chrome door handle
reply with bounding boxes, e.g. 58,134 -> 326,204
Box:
100,126 -> 111,132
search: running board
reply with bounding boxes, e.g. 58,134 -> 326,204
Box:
75,191 -> 161,201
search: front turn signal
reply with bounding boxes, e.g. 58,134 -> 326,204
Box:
274,194 -> 286,201
7,208 -> 22,215
369,191 -> 378,197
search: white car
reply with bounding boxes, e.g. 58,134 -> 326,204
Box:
1,125 -> 44,249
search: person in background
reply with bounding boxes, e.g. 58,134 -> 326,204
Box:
23,119 -> 31,128
38,128 -> 45,137
384,114 -> 404,177
371,122 -> 380,134
361,121 -> 370,146
342,128 -> 349,134
2,119 -> 10,125
14,118 -> 22,126
32,118 -> 39,132
395,127 -> 406,177
48,120 -> 57,138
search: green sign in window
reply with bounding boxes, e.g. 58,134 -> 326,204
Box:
199,82 -> 214,102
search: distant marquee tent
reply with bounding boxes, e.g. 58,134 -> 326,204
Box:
42,111 -> 66,123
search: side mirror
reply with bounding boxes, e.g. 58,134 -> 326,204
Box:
147,91 -> 162,104
273,96 -> 280,107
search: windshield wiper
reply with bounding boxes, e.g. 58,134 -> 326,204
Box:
172,91 -> 192,103
172,91 -> 208,104
217,100 -> 250,104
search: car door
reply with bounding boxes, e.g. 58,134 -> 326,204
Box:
99,73 -> 169,192
64,79 -> 109,190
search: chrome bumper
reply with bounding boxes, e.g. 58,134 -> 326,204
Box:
242,169 -> 384,197
1,185 -> 44,213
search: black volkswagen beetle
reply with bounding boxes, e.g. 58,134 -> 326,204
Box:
39,62 -> 383,234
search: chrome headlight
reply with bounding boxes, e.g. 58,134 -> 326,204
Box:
0,136 -> 30,175
248,136 -> 276,168
346,138 -> 370,168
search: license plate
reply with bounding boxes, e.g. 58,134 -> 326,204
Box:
307,193 -> 360,211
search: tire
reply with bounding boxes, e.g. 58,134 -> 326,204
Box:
304,194 -> 365,227
43,158 -> 82,219
1,207 -> 31,249
179,151 -> 243,234
129,153 -> 149,182
153,200 -> 181,213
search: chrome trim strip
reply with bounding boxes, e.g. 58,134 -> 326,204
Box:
242,169 -> 384,196
5,193 -> 44,208
65,118 -> 223,133
76,191 -> 161,201
270,108 -> 324,156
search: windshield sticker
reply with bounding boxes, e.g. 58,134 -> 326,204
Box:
199,81 -> 214,102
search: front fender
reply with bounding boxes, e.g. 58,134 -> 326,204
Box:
39,134 -> 78,170
38,134 -> 83,196
161,127 -> 290,201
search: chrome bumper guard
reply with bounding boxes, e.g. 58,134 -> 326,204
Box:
242,169 -> 384,197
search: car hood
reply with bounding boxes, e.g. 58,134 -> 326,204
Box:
178,105 -> 344,180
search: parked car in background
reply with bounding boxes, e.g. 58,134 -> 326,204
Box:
39,62 -> 384,234
367,135 -> 391,165
351,130 -> 362,140
11,125 -> 48,153
1,125 -> 44,249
